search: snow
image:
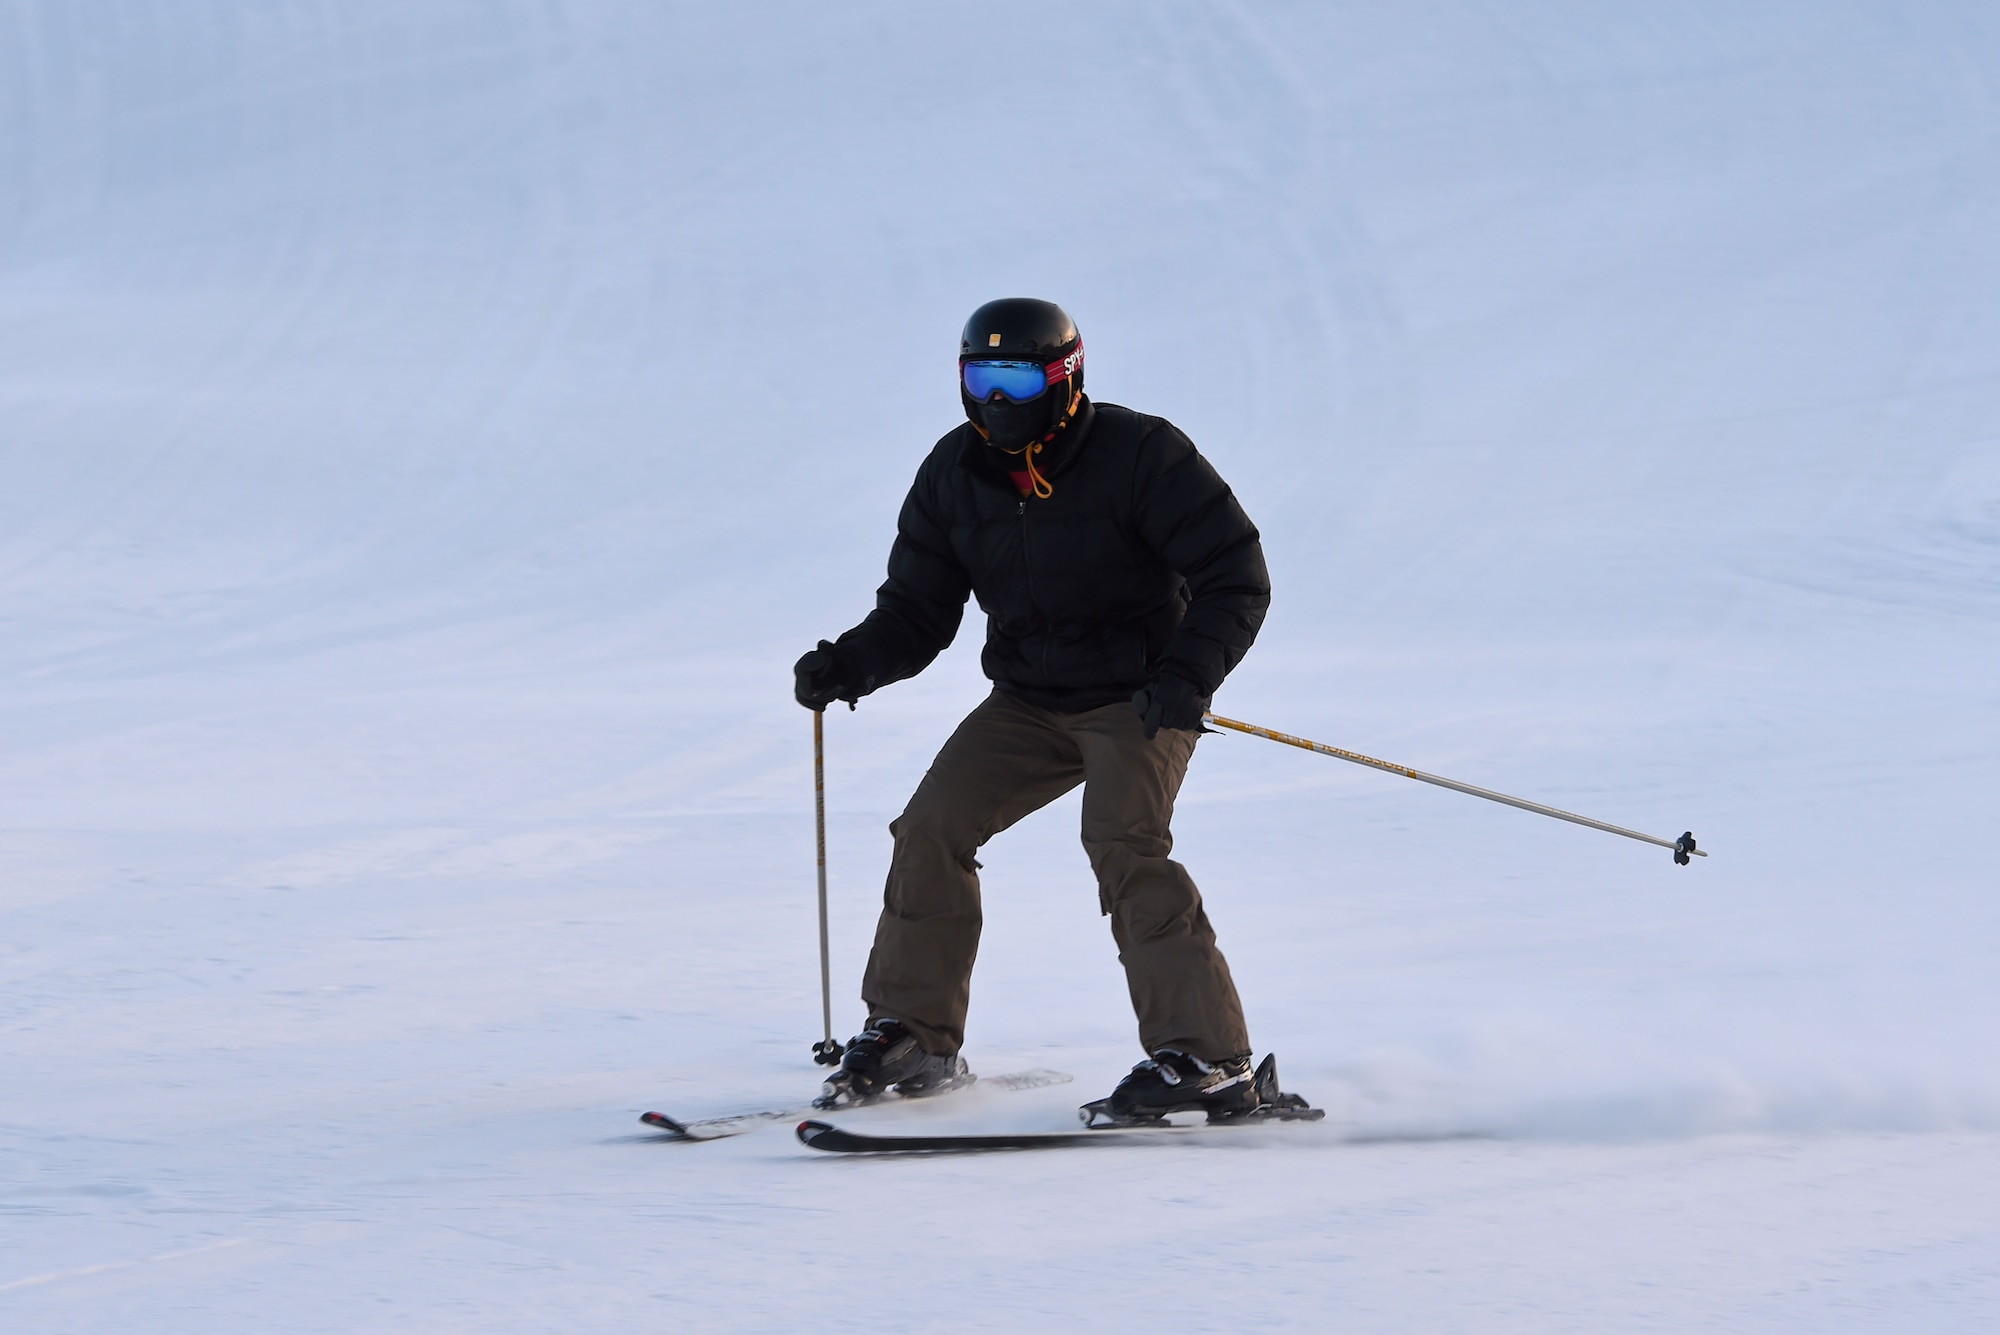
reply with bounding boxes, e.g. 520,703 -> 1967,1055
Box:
4,1 -> 1998,1328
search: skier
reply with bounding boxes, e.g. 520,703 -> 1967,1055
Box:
793,298 -> 1271,1121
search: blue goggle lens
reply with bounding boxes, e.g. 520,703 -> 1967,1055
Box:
962,360 -> 1049,403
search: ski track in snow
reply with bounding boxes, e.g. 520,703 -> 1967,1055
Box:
3,2 -> 1998,1330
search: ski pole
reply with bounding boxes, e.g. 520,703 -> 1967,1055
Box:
809,711 -> 844,1065
1202,713 -> 1705,865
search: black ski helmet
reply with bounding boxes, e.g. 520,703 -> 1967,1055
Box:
958,298 -> 1085,454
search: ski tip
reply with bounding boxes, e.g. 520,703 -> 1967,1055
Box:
640,1111 -> 688,1134
797,1119 -> 835,1147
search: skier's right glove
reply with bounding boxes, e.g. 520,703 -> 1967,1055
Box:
794,639 -> 863,712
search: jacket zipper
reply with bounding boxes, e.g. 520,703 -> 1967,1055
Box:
1020,499 -> 1051,680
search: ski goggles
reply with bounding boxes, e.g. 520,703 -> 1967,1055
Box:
960,342 -> 1084,403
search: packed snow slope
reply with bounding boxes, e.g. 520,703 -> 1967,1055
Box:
5,2 -> 1999,1329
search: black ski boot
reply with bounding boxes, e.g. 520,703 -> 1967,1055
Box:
1094,1049 -> 1259,1125
814,1019 -> 971,1109
1080,1052 -> 1326,1128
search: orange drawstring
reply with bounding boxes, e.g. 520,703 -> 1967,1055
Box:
1012,440 -> 1053,499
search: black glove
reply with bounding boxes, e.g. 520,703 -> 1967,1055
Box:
794,639 -> 861,712
1131,672 -> 1211,739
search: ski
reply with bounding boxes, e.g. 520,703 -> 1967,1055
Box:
796,1104 -> 1325,1155
639,1067 -> 1072,1141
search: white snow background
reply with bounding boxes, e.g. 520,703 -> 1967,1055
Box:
4,1 -> 1998,1329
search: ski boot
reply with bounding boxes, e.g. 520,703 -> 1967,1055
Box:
1080,1052 -> 1326,1127
1080,1049 -> 1258,1127
813,1018 -> 973,1109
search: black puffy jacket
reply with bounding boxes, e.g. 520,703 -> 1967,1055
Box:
833,399 -> 1269,713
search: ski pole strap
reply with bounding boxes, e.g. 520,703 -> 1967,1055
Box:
1201,713 -> 1706,864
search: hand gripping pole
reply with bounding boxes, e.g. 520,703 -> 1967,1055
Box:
1202,713 -> 1705,865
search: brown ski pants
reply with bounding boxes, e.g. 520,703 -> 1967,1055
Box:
859,688 -> 1251,1062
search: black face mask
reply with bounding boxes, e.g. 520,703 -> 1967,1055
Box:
972,394 -> 1057,451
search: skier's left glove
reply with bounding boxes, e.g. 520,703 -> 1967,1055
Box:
1131,671 -> 1211,739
